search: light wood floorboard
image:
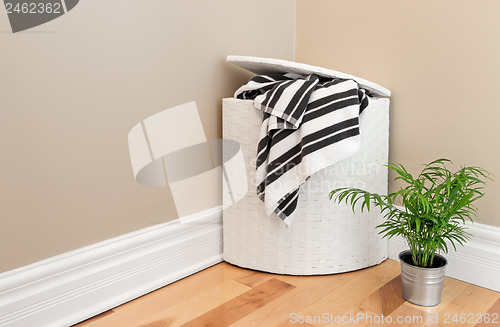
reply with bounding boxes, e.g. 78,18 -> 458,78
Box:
73,259 -> 500,327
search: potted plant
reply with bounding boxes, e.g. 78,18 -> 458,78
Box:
329,159 -> 492,306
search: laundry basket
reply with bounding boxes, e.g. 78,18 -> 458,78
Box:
222,56 -> 391,275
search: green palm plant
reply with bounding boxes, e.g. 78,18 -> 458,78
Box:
329,159 -> 492,268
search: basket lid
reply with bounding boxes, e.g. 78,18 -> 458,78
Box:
227,55 -> 391,97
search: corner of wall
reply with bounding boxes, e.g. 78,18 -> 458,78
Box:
293,0 -> 298,62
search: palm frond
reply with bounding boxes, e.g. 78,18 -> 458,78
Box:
329,158 -> 492,268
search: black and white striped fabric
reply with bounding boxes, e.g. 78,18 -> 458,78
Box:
234,73 -> 370,226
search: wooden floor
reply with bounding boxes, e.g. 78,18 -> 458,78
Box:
74,259 -> 500,327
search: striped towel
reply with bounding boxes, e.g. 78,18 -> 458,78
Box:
234,73 -> 370,225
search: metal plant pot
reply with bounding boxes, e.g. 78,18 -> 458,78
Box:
399,250 -> 447,307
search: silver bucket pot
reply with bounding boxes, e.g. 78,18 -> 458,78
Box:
399,250 -> 447,307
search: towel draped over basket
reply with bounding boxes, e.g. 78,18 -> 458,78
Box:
223,55 -> 390,275
235,73 -> 370,225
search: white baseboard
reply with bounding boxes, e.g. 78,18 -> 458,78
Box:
388,221 -> 500,292
0,207 -> 223,327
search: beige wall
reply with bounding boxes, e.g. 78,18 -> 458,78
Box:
4,0 -> 498,274
296,0 -> 500,227
0,0 -> 295,272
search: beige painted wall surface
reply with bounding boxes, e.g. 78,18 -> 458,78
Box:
0,0 -> 295,272
296,0 -> 499,227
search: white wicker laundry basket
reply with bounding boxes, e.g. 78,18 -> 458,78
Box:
222,96 -> 390,275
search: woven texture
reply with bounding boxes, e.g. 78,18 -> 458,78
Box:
222,97 -> 390,275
